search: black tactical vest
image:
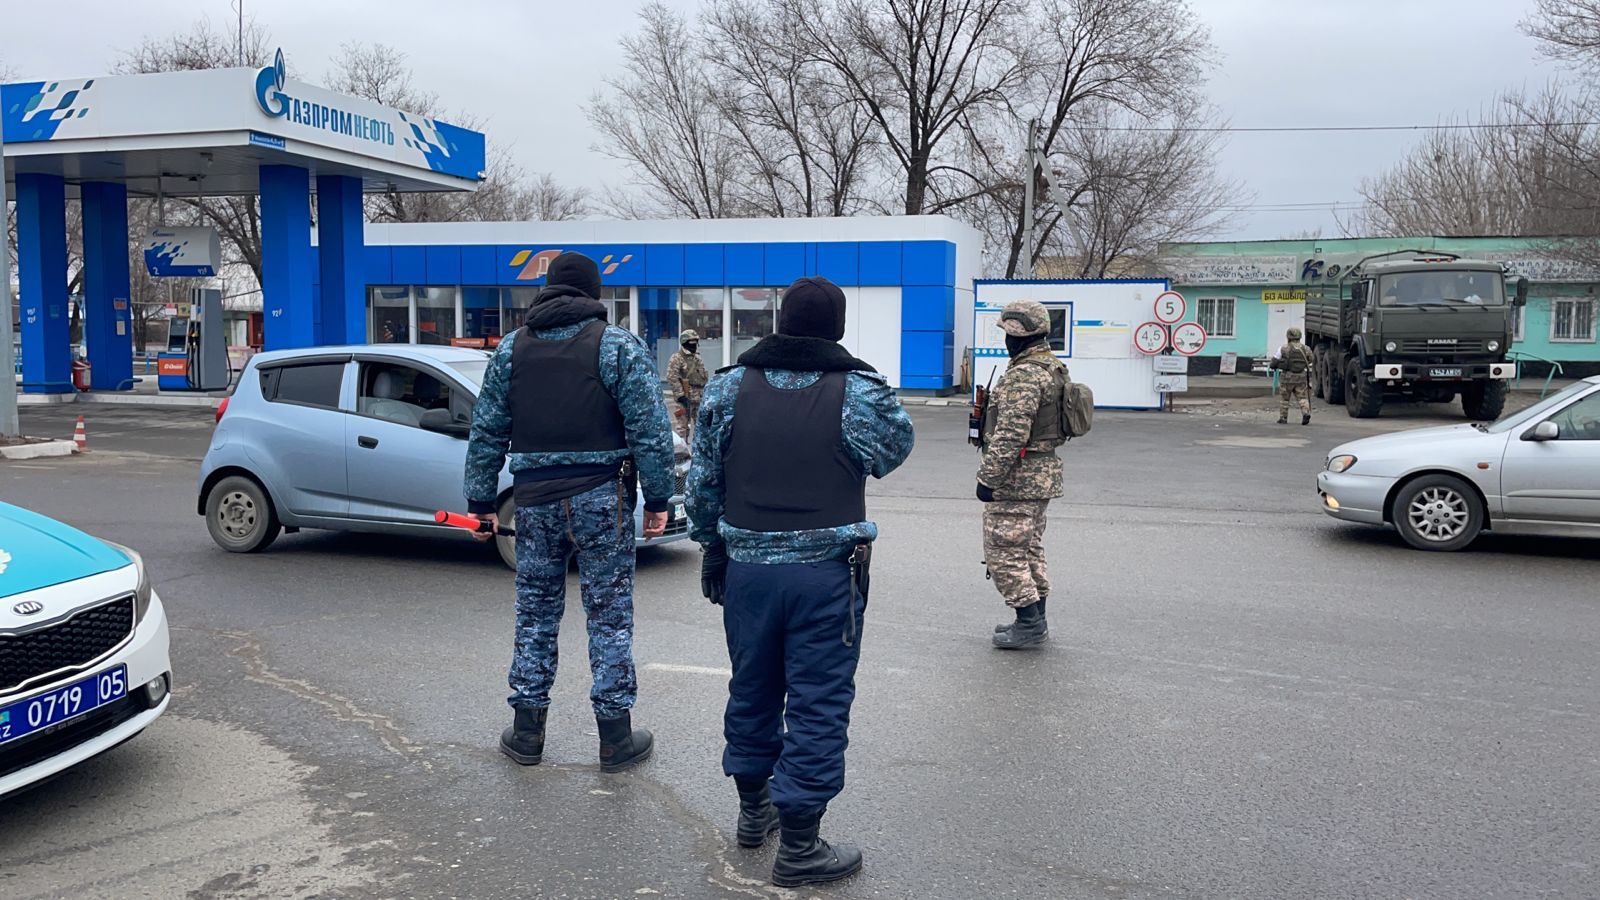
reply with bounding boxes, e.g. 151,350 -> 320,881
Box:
723,369 -> 866,532
509,319 -> 628,453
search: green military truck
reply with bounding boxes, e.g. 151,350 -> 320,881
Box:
1302,250 -> 1526,419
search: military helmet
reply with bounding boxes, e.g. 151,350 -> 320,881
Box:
998,300 -> 1050,337
1287,327 -> 1303,341
680,329 -> 700,343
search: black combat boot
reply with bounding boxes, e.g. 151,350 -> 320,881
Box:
995,596 -> 1047,633
597,711 -> 654,773
734,777 -> 780,848
1301,413 -> 1311,426
1277,415 -> 1288,424
771,812 -> 862,887
992,599 -> 1048,649
500,706 -> 547,766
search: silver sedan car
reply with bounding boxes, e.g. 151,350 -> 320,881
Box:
1318,375 -> 1600,550
197,344 -> 690,569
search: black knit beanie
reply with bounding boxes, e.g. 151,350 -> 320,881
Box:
778,276 -> 847,341
544,251 -> 602,301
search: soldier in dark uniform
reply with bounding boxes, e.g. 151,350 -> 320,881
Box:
688,276 -> 914,888
464,251 -> 675,772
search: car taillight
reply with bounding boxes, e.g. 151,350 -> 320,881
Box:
215,397 -> 230,423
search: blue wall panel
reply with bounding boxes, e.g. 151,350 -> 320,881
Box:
725,244 -> 763,285
364,245 -> 392,285
426,246 -> 462,284
461,245 -> 496,284
16,173 -> 72,392
316,174 -> 366,345
646,244 -> 685,284
858,242 -> 903,286
765,243 -> 805,285
902,285 -> 955,332
900,330 -> 954,391
817,242 -> 859,284
902,241 -> 956,286
391,246 -> 426,284
259,164 -> 316,350
684,244 -> 724,285
80,181 -> 134,390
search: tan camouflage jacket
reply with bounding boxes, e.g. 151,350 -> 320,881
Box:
978,346 -> 1065,500
1272,341 -> 1314,387
666,349 -> 709,400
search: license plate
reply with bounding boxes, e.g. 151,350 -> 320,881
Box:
0,665 -> 128,747
1429,367 -> 1463,378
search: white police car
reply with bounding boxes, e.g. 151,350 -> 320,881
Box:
0,501 -> 171,796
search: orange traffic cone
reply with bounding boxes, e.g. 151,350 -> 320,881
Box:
73,416 -> 87,453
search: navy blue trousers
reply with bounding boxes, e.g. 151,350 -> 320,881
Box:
721,558 -> 864,818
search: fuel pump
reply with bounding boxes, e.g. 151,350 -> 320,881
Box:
156,288 -> 228,392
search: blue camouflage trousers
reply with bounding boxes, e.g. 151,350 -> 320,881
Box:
509,480 -> 638,719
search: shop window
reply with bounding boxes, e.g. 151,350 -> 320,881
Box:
600,286 -> 632,331
732,287 -> 777,362
416,287 -> 458,345
1197,297 -> 1235,338
462,287 -> 503,341
680,288 -> 725,368
1046,307 -> 1068,351
369,287 -> 410,344
1551,298 -> 1596,342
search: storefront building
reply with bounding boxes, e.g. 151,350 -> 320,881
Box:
346,217 -> 982,391
1159,236 -> 1600,377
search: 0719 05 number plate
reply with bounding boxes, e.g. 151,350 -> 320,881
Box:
1429,367 -> 1464,378
0,666 -> 128,747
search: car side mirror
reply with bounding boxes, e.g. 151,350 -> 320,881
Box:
420,408 -> 470,437
1521,420 -> 1559,442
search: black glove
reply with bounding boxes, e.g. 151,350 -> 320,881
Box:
976,483 -> 995,503
701,544 -> 729,605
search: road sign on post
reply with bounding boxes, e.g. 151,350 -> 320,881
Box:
1153,355 -> 1188,374
1171,322 -> 1208,356
1154,374 -> 1189,393
1134,321 -> 1168,355
1153,291 -> 1186,325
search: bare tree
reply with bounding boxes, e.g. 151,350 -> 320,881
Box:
1524,0 -> 1600,70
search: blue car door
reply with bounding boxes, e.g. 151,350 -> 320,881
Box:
344,358 -> 478,524
256,358 -> 352,518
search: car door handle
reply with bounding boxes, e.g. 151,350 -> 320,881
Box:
357,436 -> 379,449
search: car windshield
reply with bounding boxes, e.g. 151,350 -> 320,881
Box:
446,358 -> 488,387
1484,381 -> 1598,433
1377,271 -> 1505,306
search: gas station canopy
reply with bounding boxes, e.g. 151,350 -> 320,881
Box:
2,51 -> 486,198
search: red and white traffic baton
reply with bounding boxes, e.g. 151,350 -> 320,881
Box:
434,510 -> 515,536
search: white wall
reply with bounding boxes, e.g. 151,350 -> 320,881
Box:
841,287 -> 902,387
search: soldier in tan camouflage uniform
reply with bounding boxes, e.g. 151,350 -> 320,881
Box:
667,329 -> 710,441
977,300 -> 1066,650
1271,327 -> 1314,426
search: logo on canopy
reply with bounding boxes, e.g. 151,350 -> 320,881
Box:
254,48 -> 288,118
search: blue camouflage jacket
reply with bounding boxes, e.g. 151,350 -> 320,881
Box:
688,366 -> 915,564
464,322 -> 675,513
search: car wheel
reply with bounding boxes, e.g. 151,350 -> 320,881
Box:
496,496 -> 517,571
1392,474 -> 1483,552
205,475 -> 281,553
1344,358 -> 1383,418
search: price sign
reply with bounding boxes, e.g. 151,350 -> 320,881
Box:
1153,291 -> 1186,325
1133,322 -> 1168,355
1171,322 -> 1208,356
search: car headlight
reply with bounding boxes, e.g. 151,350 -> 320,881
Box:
1384,341 -> 1397,353
1487,339 -> 1500,352
1327,454 -> 1357,474
105,541 -> 152,622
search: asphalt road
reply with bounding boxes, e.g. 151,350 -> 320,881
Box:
3,397 -> 1596,899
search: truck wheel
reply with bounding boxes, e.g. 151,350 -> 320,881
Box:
1311,346 -> 1326,399
1391,474 -> 1484,552
1461,380 -> 1508,420
206,475 -> 281,553
1324,351 -> 1346,405
1344,358 -> 1383,418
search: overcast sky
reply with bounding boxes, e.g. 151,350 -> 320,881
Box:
0,0 -> 1569,241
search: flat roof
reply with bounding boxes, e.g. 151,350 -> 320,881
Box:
364,215 -> 982,246
2,60 -> 484,197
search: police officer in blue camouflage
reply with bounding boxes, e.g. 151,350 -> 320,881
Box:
688,276 -> 915,888
464,251 -> 675,773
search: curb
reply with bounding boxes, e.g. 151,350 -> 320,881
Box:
18,393 -> 223,409
0,440 -> 77,460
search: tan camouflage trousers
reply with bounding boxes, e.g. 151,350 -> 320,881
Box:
673,397 -> 701,442
982,499 -> 1051,609
1279,382 -> 1311,418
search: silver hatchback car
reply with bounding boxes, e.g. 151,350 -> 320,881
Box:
1318,375 -> 1600,550
197,345 -> 690,568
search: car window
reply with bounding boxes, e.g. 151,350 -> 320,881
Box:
1548,390 -> 1600,441
1486,382 -> 1594,434
357,362 -> 465,429
266,362 -> 345,409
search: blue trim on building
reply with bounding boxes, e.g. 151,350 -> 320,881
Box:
16,173 -> 72,392
80,182 -> 134,390
316,174 -> 366,345
260,164 -> 316,350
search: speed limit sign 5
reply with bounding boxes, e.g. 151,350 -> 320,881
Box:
1153,291 -> 1186,324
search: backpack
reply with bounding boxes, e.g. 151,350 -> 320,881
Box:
1062,373 -> 1093,438
981,359 -> 1092,443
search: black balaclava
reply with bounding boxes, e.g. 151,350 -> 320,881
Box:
1006,334 -> 1044,358
684,340 -> 699,353
778,277 -> 848,341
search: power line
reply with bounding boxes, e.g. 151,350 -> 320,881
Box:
1081,121 -> 1600,134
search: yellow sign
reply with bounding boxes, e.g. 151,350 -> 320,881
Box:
1262,289 -> 1306,304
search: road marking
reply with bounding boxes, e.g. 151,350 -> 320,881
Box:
644,663 -> 731,677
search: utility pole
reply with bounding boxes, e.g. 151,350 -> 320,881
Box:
1,119 -> 20,439
1022,118 -> 1037,279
